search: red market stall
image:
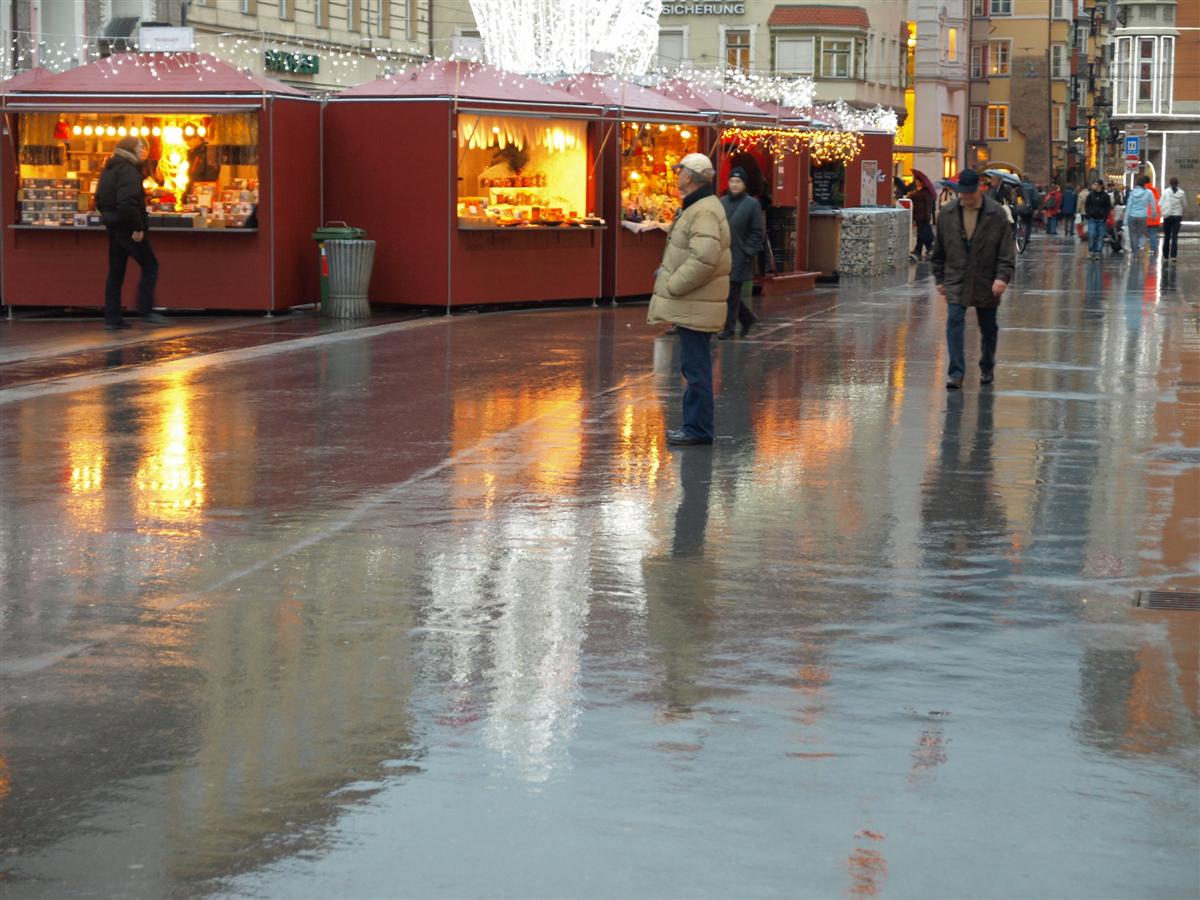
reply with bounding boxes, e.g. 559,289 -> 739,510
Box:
554,74 -> 709,301
324,61 -> 606,309
1,53 -> 320,313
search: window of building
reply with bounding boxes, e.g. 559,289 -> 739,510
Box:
1116,36 -> 1131,113
314,0 -> 327,27
821,38 -> 853,79
986,104 -> 1007,139
278,0 -> 292,19
1051,44 -> 1068,79
1053,104 -> 1066,141
658,30 -> 686,68
406,0 -> 419,40
988,40 -> 1009,76
1052,0 -> 1068,19
941,114 -> 959,178
947,28 -> 957,62
866,33 -> 875,80
970,44 -> 984,78
991,0 -> 1011,14
969,105 -> 982,141
1159,36 -> 1173,114
1139,5 -> 1157,21
774,36 -> 814,74
1137,37 -> 1154,102
724,28 -> 751,73
347,0 -> 359,30
972,0 -> 986,15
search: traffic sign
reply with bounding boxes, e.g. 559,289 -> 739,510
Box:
1125,123 -> 1148,136
1124,135 -> 1141,156
1125,157 -> 1141,171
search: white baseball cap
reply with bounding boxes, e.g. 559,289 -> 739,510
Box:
672,153 -> 715,179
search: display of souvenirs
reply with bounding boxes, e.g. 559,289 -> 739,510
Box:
18,179 -> 80,226
620,122 -> 698,226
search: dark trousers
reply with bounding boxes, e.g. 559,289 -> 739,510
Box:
104,227 -> 158,325
1162,215 -> 1183,259
723,280 -> 756,333
677,326 -> 714,441
946,303 -> 998,381
913,220 -> 934,256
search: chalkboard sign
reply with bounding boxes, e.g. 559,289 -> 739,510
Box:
812,164 -> 845,208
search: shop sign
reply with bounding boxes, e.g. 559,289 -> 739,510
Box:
1124,122 -> 1147,136
661,2 -> 747,14
265,50 -> 319,75
138,26 -> 194,52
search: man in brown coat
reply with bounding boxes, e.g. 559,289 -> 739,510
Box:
931,169 -> 1016,390
648,153 -> 732,445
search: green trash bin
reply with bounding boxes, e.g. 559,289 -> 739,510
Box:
312,221 -> 367,309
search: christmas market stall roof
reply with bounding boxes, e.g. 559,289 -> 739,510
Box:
651,79 -> 772,121
5,53 -> 307,97
338,60 -> 597,111
1,67 -> 52,91
553,74 -> 702,120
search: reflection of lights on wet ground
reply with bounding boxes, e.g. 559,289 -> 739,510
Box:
135,377 -> 206,521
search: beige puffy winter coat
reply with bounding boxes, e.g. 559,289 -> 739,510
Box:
647,190 -> 731,332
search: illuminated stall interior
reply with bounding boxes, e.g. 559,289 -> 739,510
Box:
456,114 -> 598,229
619,122 -> 698,225
16,111 -> 259,228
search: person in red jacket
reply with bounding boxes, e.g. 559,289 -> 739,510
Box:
1043,185 -> 1062,234
1145,178 -> 1163,259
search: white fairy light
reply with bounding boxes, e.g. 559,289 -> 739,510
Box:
468,0 -> 659,75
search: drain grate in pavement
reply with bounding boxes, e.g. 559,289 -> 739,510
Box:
1136,591 -> 1200,611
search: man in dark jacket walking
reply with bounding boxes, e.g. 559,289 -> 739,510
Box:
95,136 -> 168,330
908,181 -> 935,261
1083,179 -> 1112,259
931,169 -> 1016,390
717,167 -> 763,340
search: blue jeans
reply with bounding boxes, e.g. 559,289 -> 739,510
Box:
946,303 -> 998,381
677,326 -> 714,441
1086,218 -> 1105,253
1046,215 -> 1058,234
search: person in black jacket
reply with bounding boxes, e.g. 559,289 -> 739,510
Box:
717,167 -> 764,340
1083,179 -> 1112,260
95,136 -> 168,330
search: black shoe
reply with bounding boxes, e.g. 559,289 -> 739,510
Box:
144,312 -> 171,326
946,379 -> 963,391
667,428 -> 712,446
980,371 -> 994,385
741,316 -> 757,338
105,320 -> 132,331
716,329 -> 735,340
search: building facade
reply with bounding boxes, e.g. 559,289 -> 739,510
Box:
1108,0 -> 1200,211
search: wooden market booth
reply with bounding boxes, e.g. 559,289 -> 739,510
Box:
324,61 -> 607,309
1,53 -> 321,313
553,74 -> 710,301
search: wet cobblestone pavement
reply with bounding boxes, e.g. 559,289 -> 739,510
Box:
1,238 -> 1197,898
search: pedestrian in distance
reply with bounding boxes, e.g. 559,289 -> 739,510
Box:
1084,179 -> 1112,260
931,169 -> 1016,391
1145,176 -> 1163,258
1160,177 -> 1187,263
1059,183 -> 1078,237
1123,175 -> 1158,257
648,153 -> 732,446
95,136 -> 169,331
1043,184 -> 1062,234
718,167 -> 762,340
909,179 -> 935,261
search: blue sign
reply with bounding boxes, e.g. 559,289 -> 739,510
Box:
1124,135 -> 1141,156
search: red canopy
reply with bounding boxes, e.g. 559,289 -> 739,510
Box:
341,60 -> 589,108
1,66 -> 52,91
554,74 -> 699,118
651,80 -> 768,118
9,53 -> 306,96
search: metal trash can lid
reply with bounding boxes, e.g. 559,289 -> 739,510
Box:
312,220 -> 367,241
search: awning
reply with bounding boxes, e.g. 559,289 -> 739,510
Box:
893,144 -> 945,154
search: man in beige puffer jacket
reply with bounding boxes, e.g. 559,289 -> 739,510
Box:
648,153 -> 732,446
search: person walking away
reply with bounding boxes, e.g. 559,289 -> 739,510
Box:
1083,179 -> 1112,259
1124,176 -> 1156,257
95,137 -> 169,330
1160,177 -> 1187,263
1059,184 -> 1078,237
1145,177 -> 1163,258
1043,185 -> 1062,234
718,167 -> 762,340
931,169 -> 1015,391
909,181 -> 935,261
648,153 -> 732,446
